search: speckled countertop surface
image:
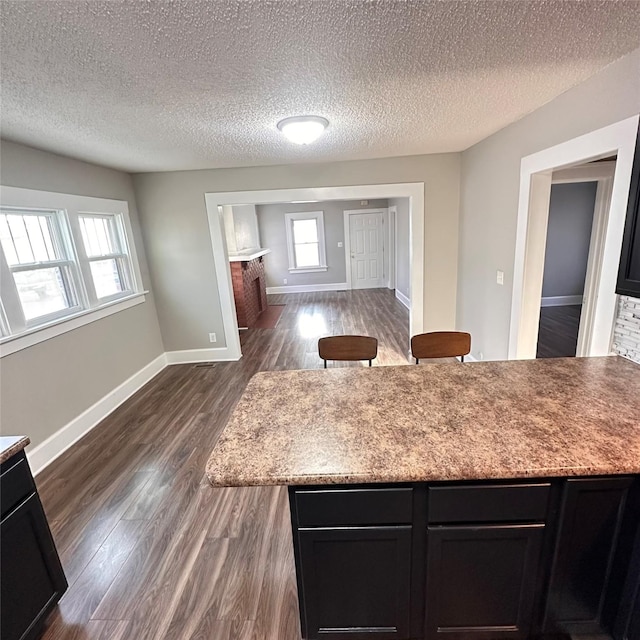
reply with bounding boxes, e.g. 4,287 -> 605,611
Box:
206,357 -> 640,487
0,435 -> 30,465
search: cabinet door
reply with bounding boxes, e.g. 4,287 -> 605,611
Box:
616,121 -> 640,297
545,477 -> 632,635
297,526 -> 412,640
425,524 -> 545,640
1,493 -> 67,640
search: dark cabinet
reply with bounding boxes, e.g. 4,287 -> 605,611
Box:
616,121 -> 640,297
1,451 -> 67,640
614,520 -> 640,640
290,486 -> 415,639
544,477 -> 633,635
297,526 -> 412,639
290,478 -> 638,640
424,524 -> 545,640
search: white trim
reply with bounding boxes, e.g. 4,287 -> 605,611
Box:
27,353 -> 167,475
204,199 -> 243,362
509,115 -> 640,360
165,346 -> 242,364
287,266 -> 328,274
204,183 -> 425,355
395,289 -> 410,310
388,205 -> 397,290
266,282 -> 348,294
541,295 -> 584,307
0,292 -> 147,357
343,208 -> 387,290
464,353 -> 479,362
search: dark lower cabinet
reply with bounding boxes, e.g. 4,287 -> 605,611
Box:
290,477 -> 638,640
424,524 -> 545,640
296,526 -> 412,639
1,452 -> 67,640
544,477 -> 633,635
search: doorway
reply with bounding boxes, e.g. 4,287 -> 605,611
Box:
204,183 -> 426,361
536,161 -> 616,358
344,208 -> 385,289
509,115 -> 639,360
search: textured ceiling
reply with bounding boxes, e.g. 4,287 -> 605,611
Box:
1,1 -> 640,173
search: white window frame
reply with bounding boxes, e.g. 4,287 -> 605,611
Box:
0,186 -> 146,357
284,210 -> 328,273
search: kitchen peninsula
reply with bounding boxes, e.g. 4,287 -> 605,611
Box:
206,357 -> 640,640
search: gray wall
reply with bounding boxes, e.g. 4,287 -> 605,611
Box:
133,153 -> 460,351
257,199 -> 388,288
542,182 -> 597,299
457,47 -> 640,361
0,140 -> 164,448
389,198 -> 410,299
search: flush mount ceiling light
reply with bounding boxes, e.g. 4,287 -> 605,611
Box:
277,116 -> 329,145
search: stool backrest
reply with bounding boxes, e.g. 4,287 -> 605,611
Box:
411,331 -> 471,363
318,335 -> 378,367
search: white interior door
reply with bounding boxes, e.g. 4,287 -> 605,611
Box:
349,212 -> 384,289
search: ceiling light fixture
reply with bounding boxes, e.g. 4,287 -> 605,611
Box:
277,116 -> 329,145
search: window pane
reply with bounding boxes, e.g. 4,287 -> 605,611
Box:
80,216 -> 118,257
0,212 -> 59,266
292,219 -> 318,244
14,267 -> 71,320
295,243 -> 320,268
90,259 -> 125,298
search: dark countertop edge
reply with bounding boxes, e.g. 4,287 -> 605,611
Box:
206,464 -> 640,488
0,435 -> 30,465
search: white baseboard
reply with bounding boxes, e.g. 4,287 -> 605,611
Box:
27,353 -> 168,476
165,346 -> 242,364
464,353 -> 478,362
395,289 -> 410,310
266,282 -> 349,294
541,295 -> 583,307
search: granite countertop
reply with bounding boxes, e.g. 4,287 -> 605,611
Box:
206,356 -> 640,487
0,435 -> 30,465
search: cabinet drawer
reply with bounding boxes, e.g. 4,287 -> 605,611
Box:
428,483 -> 550,524
294,487 -> 413,527
1,455 -> 36,520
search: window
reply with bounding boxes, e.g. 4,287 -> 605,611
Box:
284,211 -> 327,272
0,210 -> 81,325
0,186 -> 145,355
79,214 -> 132,301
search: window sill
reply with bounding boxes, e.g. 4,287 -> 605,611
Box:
0,292 -> 148,358
288,266 -> 328,274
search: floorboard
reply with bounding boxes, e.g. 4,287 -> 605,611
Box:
37,289 -> 413,640
536,304 -> 582,359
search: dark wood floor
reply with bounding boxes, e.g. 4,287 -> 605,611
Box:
36,289 -> 410,640
536,305 -> 582,359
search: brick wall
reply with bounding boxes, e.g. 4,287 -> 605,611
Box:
613,295 -> 640,364
230,257 -> 267,328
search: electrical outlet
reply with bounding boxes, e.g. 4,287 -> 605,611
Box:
283,278 -> 287,284
338,242 -> 343,248
209,333 -> 217,343
496,270 -> 504,285
479,351 -> 484,360
360,200 -> 368,206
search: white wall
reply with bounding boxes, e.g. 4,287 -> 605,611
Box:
257,199 -> 388,288
133,153 -> 460,351
231,204 -> 261,251
0,140 -> 164,449
457,47 -> 640,361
